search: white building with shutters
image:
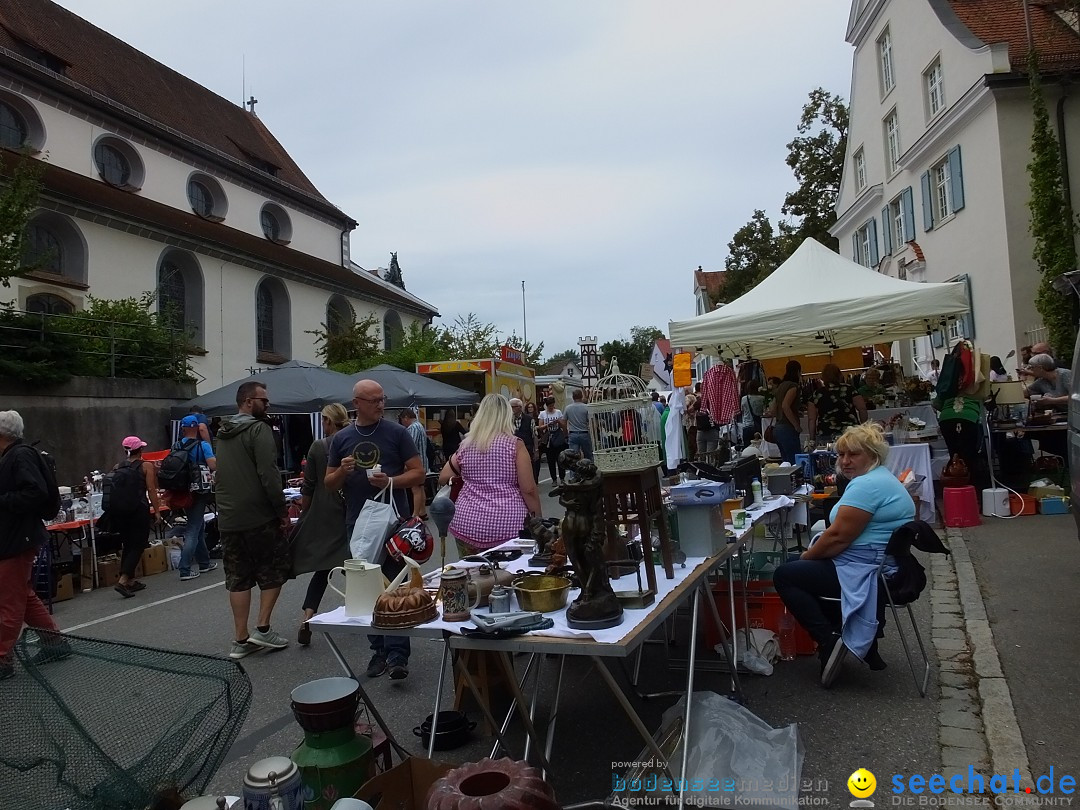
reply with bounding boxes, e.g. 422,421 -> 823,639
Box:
832,0 -> 1080,371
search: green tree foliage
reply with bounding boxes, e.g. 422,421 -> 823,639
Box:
0,152 -> 46,288
600,325 -> 664,378
308,311 -> 382,372
720,210 -> 781,304
384,252 -> 405,289
444,313 -> 500,358
782,88 -> 848,253
543,348 -> 580,367
378,321 -> 453,371
1027,52 -> 1079,357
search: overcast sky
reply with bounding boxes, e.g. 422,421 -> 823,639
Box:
58,0 -> 854,359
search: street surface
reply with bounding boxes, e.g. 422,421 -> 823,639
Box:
35,482 -> 1077,806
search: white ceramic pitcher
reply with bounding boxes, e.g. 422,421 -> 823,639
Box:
327,559 -> 385,616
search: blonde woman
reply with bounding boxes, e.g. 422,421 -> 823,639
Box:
293,403 -> 350,645
773,422 -> 914,687
439,394 -> 542,556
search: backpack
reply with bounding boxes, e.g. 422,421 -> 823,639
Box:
158,438 -> 199,492
935,341 -> 973,399
10,445 -> 62,521
101,460 -> 146,513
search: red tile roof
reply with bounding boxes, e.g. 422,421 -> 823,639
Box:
947,0 -> 1080,71
4,152 -> 435,316
693,268 -> 726,310
0,0 -> 334,208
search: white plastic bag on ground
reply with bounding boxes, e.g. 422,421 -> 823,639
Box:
713,627 -> 779,675
661,691 -> 803,810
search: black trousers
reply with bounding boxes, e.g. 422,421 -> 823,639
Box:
773,557 -> 886,646
941,419 -> 990,492
111,508 -> 150,578
303,569 -> 330,613
543,445 -> 566,482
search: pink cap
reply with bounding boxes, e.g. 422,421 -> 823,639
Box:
121,436 -> 147,451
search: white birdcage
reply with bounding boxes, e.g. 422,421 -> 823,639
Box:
586,359 -> 662,472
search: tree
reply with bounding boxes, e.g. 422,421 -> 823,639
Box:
378,321 -> 453,371
781,88 -> 848,254
1027,51 -> 1079,357
443,313 -> 501,358
543,348 -> 580,367
384,251 -> 405,289
307,311 -> 382,372
0,151 -> 46,288
721,210 -> 781,303
600,325 -> 664,378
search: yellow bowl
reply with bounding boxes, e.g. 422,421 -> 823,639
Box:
512,574 -> 572,613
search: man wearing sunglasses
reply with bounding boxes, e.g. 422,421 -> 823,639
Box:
325,379 -> 424,680
215,381 -> 290,660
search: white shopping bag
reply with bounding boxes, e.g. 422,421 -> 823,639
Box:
349,481 -> 400,563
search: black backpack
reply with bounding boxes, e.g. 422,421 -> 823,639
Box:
11,445 -> 61,521
158,438 -> 199,492
102,460 -> 146,513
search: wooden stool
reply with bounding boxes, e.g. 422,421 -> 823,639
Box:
452,649 -> 513,734
601,467 -> 675,593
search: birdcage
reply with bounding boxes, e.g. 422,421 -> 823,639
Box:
587,361 -> 661,472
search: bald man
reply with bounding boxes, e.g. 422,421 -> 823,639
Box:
325,379 -> 424,680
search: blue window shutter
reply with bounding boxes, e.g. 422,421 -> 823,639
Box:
901,187 -> 916,242
852,233 -> 859,263
921,171 -> 935,231
881,206 -> 893,254
868,219 -> 880,266
948,145 -> 965,212
931,329 -> 944,348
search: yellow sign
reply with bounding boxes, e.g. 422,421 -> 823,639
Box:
672,352 -> 692,388
419,361 -> 485,374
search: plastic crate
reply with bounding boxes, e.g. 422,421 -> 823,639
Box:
702,579 -> 816,655
1009,493 -> 1037,516
1039,496 -> 1069,515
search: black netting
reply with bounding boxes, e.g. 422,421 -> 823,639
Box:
1,630 -> 252,810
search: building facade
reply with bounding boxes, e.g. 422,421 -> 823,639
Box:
0,0 -> 437,391
832,0 -> 1080,370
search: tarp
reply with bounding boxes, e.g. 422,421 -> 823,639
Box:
171,360 -> 356,417
354,364 -> 480,408
668,238 -> 970,360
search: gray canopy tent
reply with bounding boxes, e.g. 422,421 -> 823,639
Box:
353,364 -> 480,409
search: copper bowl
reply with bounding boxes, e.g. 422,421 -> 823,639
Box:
511,574 -> 572,613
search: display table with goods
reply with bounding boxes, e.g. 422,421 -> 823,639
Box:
884,443 -> 936,522
868,404 -> 939,440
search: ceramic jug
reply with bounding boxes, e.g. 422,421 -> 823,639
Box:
439,568 -> 481,621
327,559 -> 385,617
242,756 -> 303,810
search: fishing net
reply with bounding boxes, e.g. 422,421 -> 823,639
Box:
0,630 -> 252,810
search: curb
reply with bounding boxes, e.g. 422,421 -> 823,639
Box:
936,527 -> 1034,791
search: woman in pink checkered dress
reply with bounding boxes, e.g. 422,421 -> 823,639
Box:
440,394 -> 543,554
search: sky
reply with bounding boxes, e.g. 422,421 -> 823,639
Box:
57,0 -> 855,359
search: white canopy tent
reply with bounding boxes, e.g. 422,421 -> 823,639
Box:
668,239 -> 970,359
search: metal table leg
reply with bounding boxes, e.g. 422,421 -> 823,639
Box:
542,655 -> 566,781
678,588 -> 702,808
522,654 -> 544,763
489,653 -> 540,759
427,641 -> 451,759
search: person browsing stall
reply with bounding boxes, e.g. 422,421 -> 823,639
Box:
1024,353 -> 1072,410
439,394 -> 542,556
766,360 -> 803,463
564,388 -> 593,461
175,415 -> 218,583
108,436 -> 164,599
773,422 -> 915,688
325,380 -> 424,681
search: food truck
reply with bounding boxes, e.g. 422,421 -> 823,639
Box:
416,346 -> 537,407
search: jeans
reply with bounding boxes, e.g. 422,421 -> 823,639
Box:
773,557 -> 885,646
0,545 -> 60,660
178,493 -> 213,576
568,431 -> 594,461
772,422 -> 801,464
367,555 -> 410,665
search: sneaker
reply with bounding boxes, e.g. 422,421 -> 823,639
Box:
129,581 -> 146,592
180,570 -> 201,582
297,622 -> 312,646
365,654 -> 387,678
821,635 -> 848,688
114,583 -> 135,599
31,641 -> 72,665
229,640 -> 261,659
199,562 -> 219,573
388,663 -> 409,680
249,627 -> 289,650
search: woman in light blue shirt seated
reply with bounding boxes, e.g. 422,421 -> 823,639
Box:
774,421 -> 915,688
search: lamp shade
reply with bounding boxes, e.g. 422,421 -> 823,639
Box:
991,380 -> 1026,406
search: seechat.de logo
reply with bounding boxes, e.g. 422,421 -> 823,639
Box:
848,768 -> 877,808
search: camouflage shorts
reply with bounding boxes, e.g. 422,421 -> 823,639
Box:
221,519 -> 290,592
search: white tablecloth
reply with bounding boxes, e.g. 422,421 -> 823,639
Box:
886,443 -> 935,522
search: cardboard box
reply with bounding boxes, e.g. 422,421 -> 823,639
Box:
96,558 -> 121,588
675,504 -> 728,557
354,757 -> 453,810
53,573 -> 75,603
1029,484 -> 1066,499
139,544 -> 168,577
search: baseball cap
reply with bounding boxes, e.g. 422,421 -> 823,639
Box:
180,415 -> 200,428
122,436 -> 147,451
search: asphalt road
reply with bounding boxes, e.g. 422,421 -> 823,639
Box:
35,479 -> 943,807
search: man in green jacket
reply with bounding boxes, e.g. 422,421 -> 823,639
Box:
215,380 -> 289,659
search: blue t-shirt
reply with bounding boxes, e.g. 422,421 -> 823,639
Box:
829,465 -> 914,547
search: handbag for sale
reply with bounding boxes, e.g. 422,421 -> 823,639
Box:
349,481 -> 400,562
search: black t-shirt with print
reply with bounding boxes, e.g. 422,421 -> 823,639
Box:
327,420 -> 418,529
